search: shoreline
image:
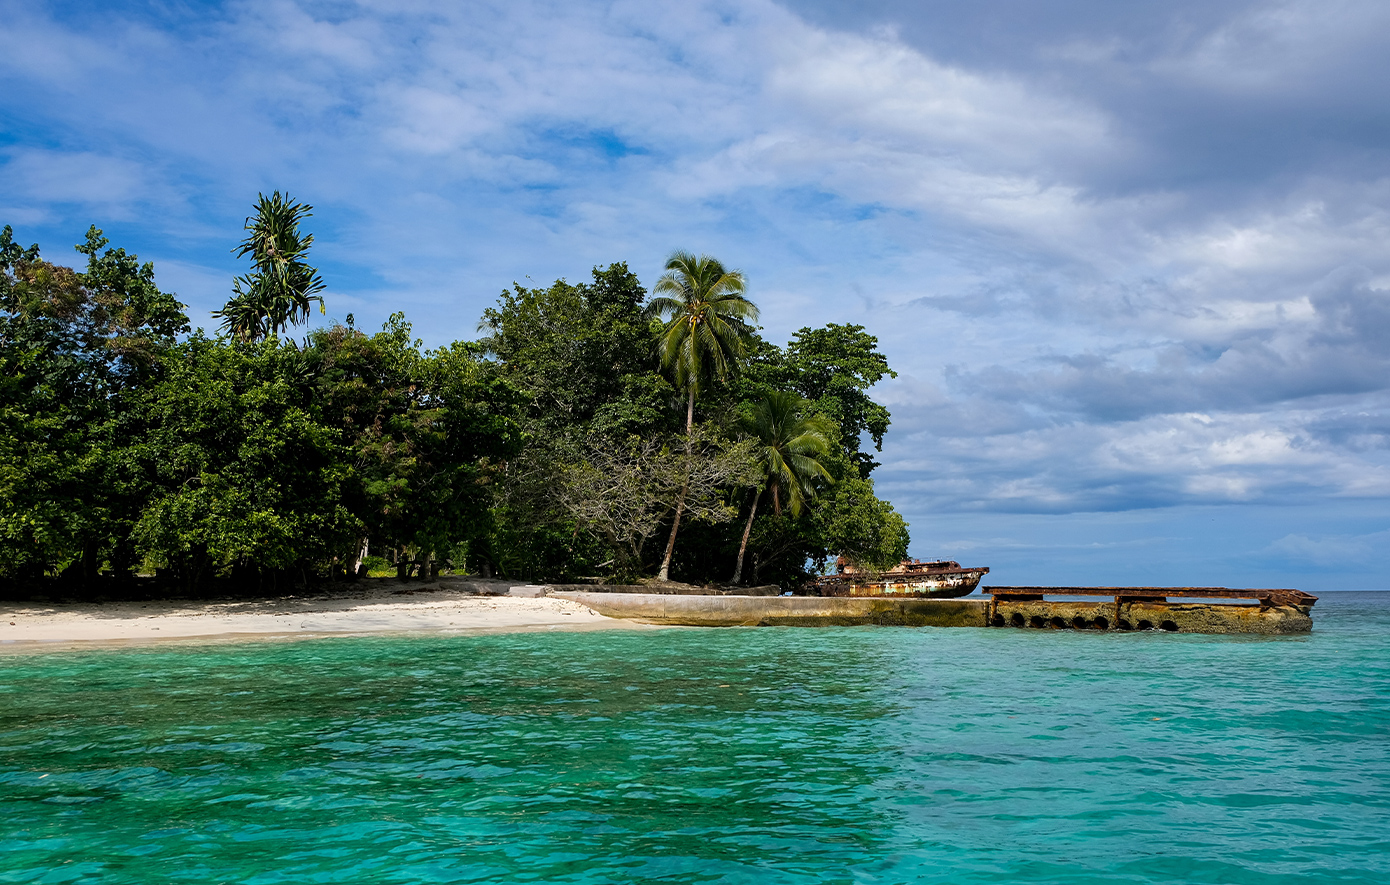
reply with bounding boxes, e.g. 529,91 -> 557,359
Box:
0,578 -> 653,652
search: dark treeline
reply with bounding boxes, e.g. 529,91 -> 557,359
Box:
0,201 -> 908,596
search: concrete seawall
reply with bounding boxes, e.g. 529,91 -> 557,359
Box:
548,591 -> 1313,634
550,592 -> 986,627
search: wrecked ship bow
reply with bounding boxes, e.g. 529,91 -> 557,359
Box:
813,559 -> 990,598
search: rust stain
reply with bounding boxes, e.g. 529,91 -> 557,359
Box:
814,559 -> 990,598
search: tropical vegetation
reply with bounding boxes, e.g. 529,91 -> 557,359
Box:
0,197 -> 909,596
212,192 -> 326,342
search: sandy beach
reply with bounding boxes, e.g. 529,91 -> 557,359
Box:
0,578 -> 647,651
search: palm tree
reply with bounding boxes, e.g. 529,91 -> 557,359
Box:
213,192 -> 326,342
732,392 -> 836,585
645,251 -> 759,581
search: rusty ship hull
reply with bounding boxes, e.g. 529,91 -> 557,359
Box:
815,560 -> 989,598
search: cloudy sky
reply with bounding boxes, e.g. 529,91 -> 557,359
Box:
3,0 -> 1388,589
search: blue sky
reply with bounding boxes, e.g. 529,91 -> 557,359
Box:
3,0 -> 1388,589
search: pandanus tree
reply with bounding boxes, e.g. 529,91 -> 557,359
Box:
645,251 -> 759,581
213,192 -> 326,342
732,392 -> 836,585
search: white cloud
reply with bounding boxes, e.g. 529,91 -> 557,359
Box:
1,0 -> 1388,581
1,150 -> 152,209
766,26 -> 1113,167
380,87 -> 499,155
1162,0 -> 1390,96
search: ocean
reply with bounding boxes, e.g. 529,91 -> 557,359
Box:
2,591 -> 1387,884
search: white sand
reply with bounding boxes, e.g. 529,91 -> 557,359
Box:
0,579 -> 647,650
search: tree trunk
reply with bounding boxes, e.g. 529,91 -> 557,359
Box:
657,479 -> 688,582
348,537 -> 368,580
731,490 -> 759,585
657,386 -> 698,582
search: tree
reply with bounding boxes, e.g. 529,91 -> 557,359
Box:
308,314 -> 434,575
0,226 -> 187,585
478,263 -> 669,440
558,427 -> 758,577
3,215 -> 912,597
735,446 -> 909,590
213,192 -> 326,342
129,335 -> 352,591
785,324 -> 896,477
646,251 -> 759,580
413,337 -> 522,573
475,264 -> 674,579
814,468 -> 910,571
308,315 -> 522,580
732,392 -> 837,584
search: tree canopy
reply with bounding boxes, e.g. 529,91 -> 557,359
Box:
0,213 -> 910,596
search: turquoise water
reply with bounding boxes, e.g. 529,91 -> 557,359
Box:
2,593 -> 1388,884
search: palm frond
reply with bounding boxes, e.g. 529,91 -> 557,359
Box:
738,391 -> 837,518
216,191 -> 326,342
643,294 -> 688,320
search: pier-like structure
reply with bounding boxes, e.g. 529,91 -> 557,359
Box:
548,585 -> 1317,634
983,586 -> 1316,634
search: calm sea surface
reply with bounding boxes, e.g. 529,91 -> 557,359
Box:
2,592 -> 1388,884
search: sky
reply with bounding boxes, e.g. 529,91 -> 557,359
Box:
2,0 -> 1388,589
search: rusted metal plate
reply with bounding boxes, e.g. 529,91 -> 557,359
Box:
985,586 -> 1317,608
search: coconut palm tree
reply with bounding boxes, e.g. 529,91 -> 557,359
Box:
732,392 -> 837,585
645,251 -> 759,581
213,192 -> 326,342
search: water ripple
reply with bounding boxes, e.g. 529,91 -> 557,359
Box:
1,592 -> 1387,884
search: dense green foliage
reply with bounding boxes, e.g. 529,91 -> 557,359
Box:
475,263 -> 675,579
0,225 -> 189,583
0,212 -> 908,595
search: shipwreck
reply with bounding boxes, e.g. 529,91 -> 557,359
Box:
813,558 -> 990,598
